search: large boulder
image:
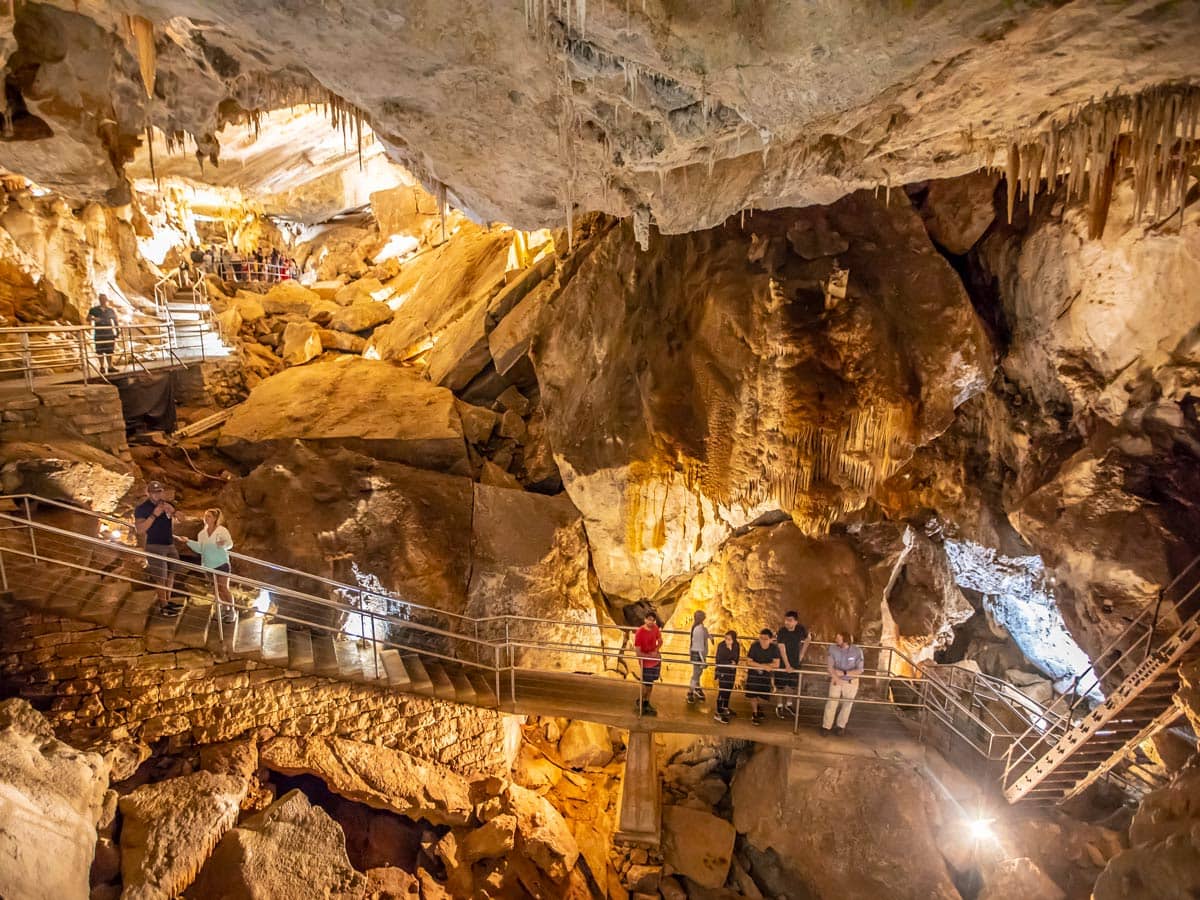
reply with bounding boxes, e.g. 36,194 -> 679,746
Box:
218,357 -> 469,474
731,746 -> 959,900
261,281 -> 319,316
556,721 -> 614,769
118,771 -> 249,900
0,699 -> 110,900
533,197 -> 991,599
467,484 -> 604,670
662,805 -> 736,890
188,789 -> 368,899
479,782 -> 580,883
221,443 -> 474,620
0,439 -> 137,513
425,294 -> 491,389
328,300 -> 393,333
914,172 -> 999,254
260,736 -> 474,826
280,320 -> 323,365
977,857 -> 1064,900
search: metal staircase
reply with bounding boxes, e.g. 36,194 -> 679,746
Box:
1002,555 -> 1200,804
153,273 -> 231,363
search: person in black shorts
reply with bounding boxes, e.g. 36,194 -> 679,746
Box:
713,630 -> 741,724
746,628 -> 782,726
86,294 -> 119,373
774,610 -> 811,718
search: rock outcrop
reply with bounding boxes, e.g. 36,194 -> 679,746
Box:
534,196 -> 990,600
260,736 -> 474,827
218,357 -> 469,474
188,789 -> 369,899
0,700 -> 110,900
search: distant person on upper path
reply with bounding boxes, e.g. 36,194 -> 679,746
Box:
686,609 -> 710,705
746,628 -> 782,726
823,630 -> 865,736
713,630 -> 741,724
134,481 -> 181,617
774,610 -> 811,719
86,294 -> 119,374
179,507 -> 235,625
633,609 -> 663,716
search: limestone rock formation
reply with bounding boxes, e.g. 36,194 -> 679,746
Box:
118,771 -> 249,900
731,746 -> 959,899
260,736 -> 474,827
556,721 -> 614,769
467,484 -> 605,670
280,320 -> 323,365
534,196 -> 990,599
479,782 -> 580,883
218,357 -> 469,473
662,805 -> 736,890
913,173 -> 1000,255
188,789 -> 369,899
0,699 -> 110,900
221,443 -> 474,617
0,439 -> 137,513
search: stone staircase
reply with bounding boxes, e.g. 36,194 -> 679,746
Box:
158,287 -> 231,362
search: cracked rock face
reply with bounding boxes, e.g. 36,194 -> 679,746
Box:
534,193 -> 990,599
1,3 -> 1198,232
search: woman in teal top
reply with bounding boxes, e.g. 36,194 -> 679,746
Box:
178,508 -> 235,624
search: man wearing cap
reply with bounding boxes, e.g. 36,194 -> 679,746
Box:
135,481 -> 182,616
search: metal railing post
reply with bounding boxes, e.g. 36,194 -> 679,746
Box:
212,570 -> 224,644
506,618 -> 516,704
792,671 -> 803,734
23,497 -> 37,560
20,331 -> 32,391
494,643 -> 501,709
76,330 -> 88,383
371,612 -> 380,681
0,543 -> 8,592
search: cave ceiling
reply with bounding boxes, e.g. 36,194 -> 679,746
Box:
0,1 -> 1197,228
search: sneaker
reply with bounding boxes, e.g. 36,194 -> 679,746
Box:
751,714 -> 762,727
220,611 -> 237,625
159,603 -> 183,618
775,704 -> 787,719
820,726 -> 832,736
695,688 -> 706,700
713,711 -> 729,724
643,704 -> 658,717
834,726 -> 845,736
686,691 -> 697,704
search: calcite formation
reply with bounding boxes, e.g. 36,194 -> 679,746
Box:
535,193 -> 990,599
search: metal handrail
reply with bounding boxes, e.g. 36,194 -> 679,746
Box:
1001,553 -> 1200,785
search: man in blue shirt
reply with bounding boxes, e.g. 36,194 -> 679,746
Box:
822,630 -> 864,736
134,481 -> 182,616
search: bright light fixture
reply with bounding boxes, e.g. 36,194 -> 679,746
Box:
109,529 -> 122,541
969,818 -> 995,842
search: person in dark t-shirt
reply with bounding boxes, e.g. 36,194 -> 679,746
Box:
713,631 -> 741,724
746,628 -> 782,726
86,294 -> 119,373
774,610 -> 810,719
134,480 -> 182,616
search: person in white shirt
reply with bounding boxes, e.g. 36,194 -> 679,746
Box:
178,508 -> 235,625
686,609 -> 711,704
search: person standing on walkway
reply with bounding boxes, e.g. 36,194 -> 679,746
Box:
686,609 -> 710,704
134,481 -> 182,616
633,610 -> 663,716
713,630 -> 741,724
87,294 -> 119,374
179,508 -> 235,625
822,630 -> 864,736
746,628 -> 782,726
774,610 -> 811,719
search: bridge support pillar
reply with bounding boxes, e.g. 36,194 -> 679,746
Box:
614,729 -> 660,846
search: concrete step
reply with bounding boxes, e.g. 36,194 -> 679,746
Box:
145,604 -> 184,645
261,623 -> 289,666
312,634 -> 341,677
287,628 -> 314,671
468,671 -> 499,707
112,589 -> 158,634
400,654 -> 435,694
174,601 -> 212,648
233,614 -> 264,656
334,638 -> 364,681
448,668 -> 476,703
424,660 -> 457,701
380,649 -> 412,689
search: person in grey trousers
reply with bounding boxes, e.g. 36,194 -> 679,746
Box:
686,609 -> 710,704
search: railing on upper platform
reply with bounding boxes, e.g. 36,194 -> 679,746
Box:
1,492 -> 1167,803
0,321 -> 220,390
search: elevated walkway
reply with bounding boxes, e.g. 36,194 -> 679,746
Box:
1,494 -> 1193,807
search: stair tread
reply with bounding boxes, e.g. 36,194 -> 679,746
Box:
448,669 -> 476,703
334,638 -> 365,681
312,634 -> 341,676
112,590 -> 157,634
79,580 -> 131,626
261,623 -> 289,665
287,629 -> 315,671
423,661 -> 458,701
400,654 -> 435,691
174,601 -> 212,648
380,649 -> 412,688
468,671 -> 499,707
233,615 -> 265,655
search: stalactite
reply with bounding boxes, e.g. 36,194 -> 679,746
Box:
127,16 -> 156,99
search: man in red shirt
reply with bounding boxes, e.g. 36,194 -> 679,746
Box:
633,610 -> 663,716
